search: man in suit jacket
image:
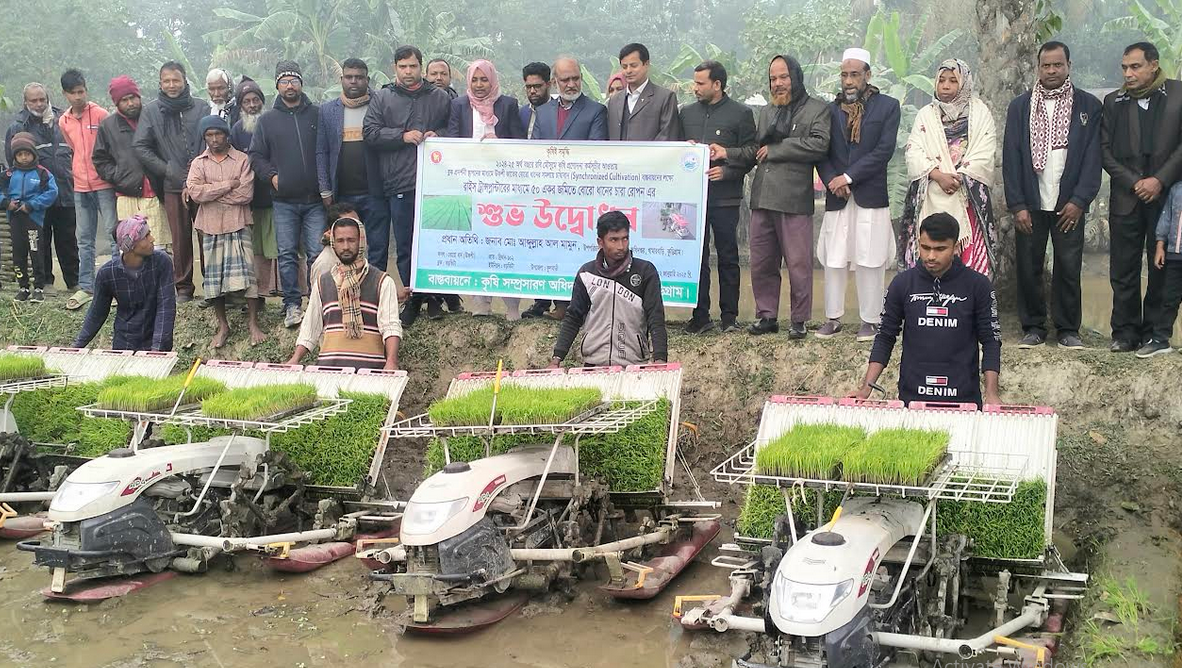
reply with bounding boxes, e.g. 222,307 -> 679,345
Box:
1003,41 -> 1103,351
606,43 -> 681,141
521,57 -> 608,321
1101,41 -> 1182,353
816,48 -> 901,342
519,62 -> 551,140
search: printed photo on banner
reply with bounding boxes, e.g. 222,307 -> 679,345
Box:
410,138 -> 709,307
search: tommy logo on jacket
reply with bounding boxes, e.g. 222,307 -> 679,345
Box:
909,291 -> 967,328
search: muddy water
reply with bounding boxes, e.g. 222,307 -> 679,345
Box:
0,540 -> 735,668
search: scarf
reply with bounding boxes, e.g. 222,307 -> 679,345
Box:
760,55 -> 810,147
839,84 -> 879,144
117,110 -> 140,130
157,84 -> 195,115
933,59 -> 974,124
1030,78 -> 1074,172
341,91 -> 371,109
116,214 -> 150,252
598,250 -> 632,279
329,217 -> 369,339
1120,68 -> 1168,101
467,60 -> 501,137
605,72 -> 626,96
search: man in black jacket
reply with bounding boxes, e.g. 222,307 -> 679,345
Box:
4,82 -> 78,293
1003,41 -> 1102,351
680,60 -> 756,334
1101,42 -> 1182,352
363,45 -> 452,324
853,213 -> 1001,407
93,76 -> 168,253
248,61 -> 323,329
132,61 -> 208,302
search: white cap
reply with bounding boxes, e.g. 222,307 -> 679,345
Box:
842,48 -> 872,66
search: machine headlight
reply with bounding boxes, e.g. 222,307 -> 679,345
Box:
50,481 -> 120,513
402,497 -> 469,536
773,574 -> 854,624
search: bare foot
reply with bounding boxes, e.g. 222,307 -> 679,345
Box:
249,326 -> 267,346
212,327 -> 230,348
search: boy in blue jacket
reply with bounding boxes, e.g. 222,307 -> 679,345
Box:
1,132 -> 59,302
1138,182 -> 1182,358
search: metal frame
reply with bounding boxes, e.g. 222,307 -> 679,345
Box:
76,398 -> 352,435
383,400 -> 659,439
0,375 -> 68,395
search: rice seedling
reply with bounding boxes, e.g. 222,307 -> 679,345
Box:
201,384 -> 318,420
11,377 -> 135,456
270,392 -> 390,487
840,428 -> 950,485
96,376 -> 227,412
0,353 -> 46,381
427,386 -> 603,426
755,424 -> 866,479
936,480 -> 1046,559
736,484 -> 844,539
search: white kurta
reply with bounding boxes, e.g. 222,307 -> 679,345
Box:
816,199 -> 896,270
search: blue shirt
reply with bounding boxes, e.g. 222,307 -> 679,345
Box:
73,250 -> 177,351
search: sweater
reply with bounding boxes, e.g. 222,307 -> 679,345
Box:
869,257 -> 1001,406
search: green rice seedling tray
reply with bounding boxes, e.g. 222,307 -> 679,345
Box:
935,480 -> 1047,559
755,424 -> 866,479
0,353 -> 47,382
426,385 -> 604,427
11,377 -> 135,457
840,428 -> 950,486
96,375 -> 227,413
201,384 -> 318,421
736,484 -> 844,540
270,391 -> 391,488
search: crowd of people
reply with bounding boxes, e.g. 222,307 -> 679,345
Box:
2,37 -> 1181,403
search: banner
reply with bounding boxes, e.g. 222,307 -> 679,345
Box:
410,138 -> 708,307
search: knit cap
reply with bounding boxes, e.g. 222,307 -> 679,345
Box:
275,60 -> 303,84
9,132 -> 36,155
108,75 -> 141,104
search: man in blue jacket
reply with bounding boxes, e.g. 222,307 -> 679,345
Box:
1004,41 -> 1102,351
816,47 -> 900,343
852,213 -> 1002,407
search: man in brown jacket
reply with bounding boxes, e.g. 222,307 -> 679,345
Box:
721,54 -> 831,339
1102,41 -> 1182,352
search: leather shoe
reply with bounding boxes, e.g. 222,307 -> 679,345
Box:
747,318 -> 779,335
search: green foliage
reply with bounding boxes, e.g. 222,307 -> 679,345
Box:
936,480 -> 1047,559
0,354 -> 47,381
10,379 -> 132,456
201,383 -> 317,420
755,424 -> 866,479
97,376 -> 227,412
424,433 -> 542,474
736,0 -> 857,100
1104,0 -> 1182,78
737,484 -> 843,539
269,391 -> 390,487
841,428 -> 949,485
427,386 -> 603,426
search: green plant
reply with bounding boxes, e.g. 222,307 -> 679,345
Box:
201,384 -> 317,420
841,428 -> 949,485
96,376 -> 227,412
269,391 -> 390,487
1104,0 -> 1182,78
0,353 -> 47,380
736,484 -> 843,539
10,378 -> 134,456
755,424 -> 866,479
936,480 -> 1047,559
427,386 -> 603,426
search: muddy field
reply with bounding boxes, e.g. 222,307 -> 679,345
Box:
1,289 -> 1180,667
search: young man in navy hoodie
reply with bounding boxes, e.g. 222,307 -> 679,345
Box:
851,213 -> 1002,407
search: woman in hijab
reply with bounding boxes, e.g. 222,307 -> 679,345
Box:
605,72 -> 627,98
445,59 -> 525,319
900,59 -> 998,278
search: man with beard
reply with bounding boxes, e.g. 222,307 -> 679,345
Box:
187,115 -> 264,348
93,76 -> 170,252
520,62 -> 552,140
724,55 -> 830,339
5,82 -> 78,295
288,210 -> 403,369
679,59 -> 757,334
426,58 -> 457,99
249,61 -> 323,329
816,48 -> 901,342
363,45 -> 452,325
230,78 -> 279,304
205,69 -> 238,126
522,56 -> 608,321
132,61 -> 208,303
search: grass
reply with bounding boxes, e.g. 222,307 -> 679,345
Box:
96,375 -> 227,412
936,480 -> 1047,559
201,383 -> 318,420
10,377 -> 134,456
427,385 -> 603,426
0,353 -> 46,380
755,424 -> 866,479
841,428 -> 950,485
1074,574 -> 1176,667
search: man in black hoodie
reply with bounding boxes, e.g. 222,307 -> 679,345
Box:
248,61 -> 323,328
852,213 -> 1002,407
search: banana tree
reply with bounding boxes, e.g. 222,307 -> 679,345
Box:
1103,0 -> 1182,77
0,85 -> 12,113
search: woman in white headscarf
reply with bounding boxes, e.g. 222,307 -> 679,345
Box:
899,59 -> 998,278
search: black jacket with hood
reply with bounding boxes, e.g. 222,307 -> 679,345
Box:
362,80 -> 452,197
248,93 -> 320,204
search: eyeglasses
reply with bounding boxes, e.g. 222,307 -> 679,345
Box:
524,83 -> 547,91
277,78 -> 301,87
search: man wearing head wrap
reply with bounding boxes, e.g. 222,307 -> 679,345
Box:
714,56 -> 828,339
72,214 -> 176,351
288,207 -> 403,369
230,77 -> 279,303
900,59 -> 998,279
5,82 -> 78,295
816,47 -> 901,343
94,75 -> 171,256
132,61 -> 208,304
205,69 -> 238,126
188,114 -> 264,348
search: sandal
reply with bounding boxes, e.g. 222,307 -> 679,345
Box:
66,290 -> 92,311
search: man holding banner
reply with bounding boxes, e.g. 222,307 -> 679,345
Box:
550,211 -> 668,368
